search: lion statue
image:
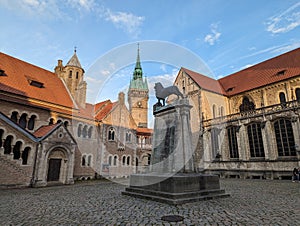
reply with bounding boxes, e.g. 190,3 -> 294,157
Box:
154,82 -> 184,106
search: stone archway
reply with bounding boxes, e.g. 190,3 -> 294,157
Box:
47,148 -> 67,183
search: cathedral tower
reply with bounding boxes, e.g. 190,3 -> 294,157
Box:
55,49 -> 87,108
128,45 -> 149,128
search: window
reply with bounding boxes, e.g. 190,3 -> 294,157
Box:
212,105 -> 217,118
49,118 -> 55,125
279,92 -> 286,106
13,141 -> 22,160
274,119 -> 296,156
113,155 -> 118,166
122,156 -> 126,166
219,106 -> 224,117
108,127 -> 115,141
11,111 -> 18,123
76,72 -> 79,79
211,128 -> 219,159
19,113 -> 27,129
88,127 -> 93,138
239,97 -> 255,112
126,131 -> 132,142
147,154 -> 151,165
29,80 -> 44,88
27,115 -> 36,130
64,121 -> 69,127
82,154 -> 86,166
82,125 -> 88,138
126,156 -> 131,166
4,135 -> 13,154
247,123 -> 265,158
87,155 -> 92,167
108,156 -> 112,166
22,147 -> 30,165
295,88 -> 300,102
77,124 -> 82,137
0,69 -> 7,76
182,80 -> 185,94
227,126 -> 239,159
69,70 -> 72,78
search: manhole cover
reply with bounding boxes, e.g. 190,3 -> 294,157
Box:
161,215 -> 184,222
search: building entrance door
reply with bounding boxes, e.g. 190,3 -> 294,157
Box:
47,159 -> 61,181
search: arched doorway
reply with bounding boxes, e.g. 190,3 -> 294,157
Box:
47,149 -> 67,182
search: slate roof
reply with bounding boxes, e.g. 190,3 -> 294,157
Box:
66,51 -> 82,68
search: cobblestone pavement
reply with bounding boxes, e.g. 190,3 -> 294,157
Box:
0,179 -> 299,226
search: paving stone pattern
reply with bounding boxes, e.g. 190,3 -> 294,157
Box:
0,179 -> 299,225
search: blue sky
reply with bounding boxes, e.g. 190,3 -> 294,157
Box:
1,0 -> 300,120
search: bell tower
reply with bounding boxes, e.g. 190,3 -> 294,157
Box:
55,48 -> 87,108
128,45 -> 149,128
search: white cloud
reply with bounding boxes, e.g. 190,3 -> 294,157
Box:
104,9 -> 145,36
204,23 -> 221,45
67,0 -> 95,12
266,2 -> 300,34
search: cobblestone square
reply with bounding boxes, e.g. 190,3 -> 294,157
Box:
0,179 -> 299,225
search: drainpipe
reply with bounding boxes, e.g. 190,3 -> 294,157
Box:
30,142 -> 40,187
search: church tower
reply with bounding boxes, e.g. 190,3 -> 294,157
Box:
55,49 -> 87,108
128,45 -> 149,128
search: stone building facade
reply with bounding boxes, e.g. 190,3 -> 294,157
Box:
0,48 -> 152,187
171,48 -> 300,179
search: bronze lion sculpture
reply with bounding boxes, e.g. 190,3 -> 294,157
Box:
154,82 -> 184,106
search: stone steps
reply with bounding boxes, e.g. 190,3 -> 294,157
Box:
122,187 -> 230,205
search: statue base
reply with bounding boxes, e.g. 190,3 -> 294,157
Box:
122,173 -> 230,205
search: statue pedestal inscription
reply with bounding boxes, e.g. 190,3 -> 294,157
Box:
123,97 -> 229,204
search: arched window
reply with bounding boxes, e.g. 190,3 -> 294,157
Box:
295,88 -> 300,102
136,157 -> 139,167
64,121 -> 69,127
212,104 -> 217,118
122,156 -> 126,166
279,92 -> 286,106
77,124 -> 82,137
108,156 -> 112,166
49,118 -> 55,125
247,123 -> 265,158
57,119 -> 62,124
4,135 -> 13,154
22,147 -> 30,165
13,141 -> 22,159
274,119 -> 296,156
82,125 -> 88,138
220,106 -> 224,117
87,155 -> 92,167
113,155 -> 118,166
11,111 -> 18,123
108,127 -> 115,141
126,156 -> 131,166
27,115 -> 36,130
69,70 -> 72,78
239,96 -> 255,112
88,127 -> 93,138
182,80 -> 185,94
82,154 -> 86,166
19,113 -> 27,129
227,126 -> 239,159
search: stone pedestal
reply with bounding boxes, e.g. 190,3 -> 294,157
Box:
123,98 -> 229,204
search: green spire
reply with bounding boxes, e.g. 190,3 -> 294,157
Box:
133,43 -> 143,80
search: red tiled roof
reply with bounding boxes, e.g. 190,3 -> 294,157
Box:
136,127 -> 153,134
181,67 -> 226,95
0,52 -> 74,108
219,47 -> 300,96
33,123 -> 60,138
95,101 -> 116,121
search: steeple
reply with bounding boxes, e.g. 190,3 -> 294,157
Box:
133,43 -> 143,80
66,48 -> 83,69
